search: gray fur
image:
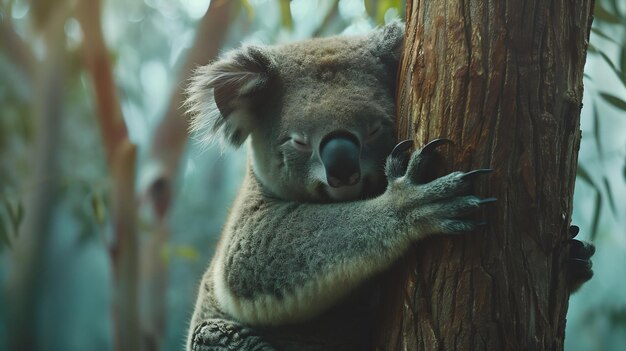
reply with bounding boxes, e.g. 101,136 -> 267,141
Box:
186,22 -> 484,351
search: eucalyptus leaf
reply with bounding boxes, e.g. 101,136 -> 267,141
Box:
598,50 -> 626,88
364,0 -> 377,18
600,93 -> 626,111
0,196 -> 22,236
13,201 -> 24,234
608,0 -> 624,21
0,215 -> 10,249
590,191 -> 602,241
174,245 -> 200,262
576,165 -> 597,189
91,193 -> 106,226
621,46 -> 626,81
603,177 -> 617,217
594,2 -> 622,24
597,51 -> 623,82
376,0 -> 401,24
591,27 -> 621,45
279,0 -> 293,30
593,102 -> 603,158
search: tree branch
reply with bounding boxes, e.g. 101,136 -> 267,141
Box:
76,1 -> 140,350
143,0 -> 234,219
6,13 -> 66,351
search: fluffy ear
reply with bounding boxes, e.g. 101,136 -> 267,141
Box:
186,46 -> 275,147
369,21 -> 405,65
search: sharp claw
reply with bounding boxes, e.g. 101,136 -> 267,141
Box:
461,168 -> 494,180
478,197 -> 497,205
569,225 -> 580,238
391,139 -> 414,158
421,138 -> 454,154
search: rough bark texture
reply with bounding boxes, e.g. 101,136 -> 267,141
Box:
374,1 -> 594,350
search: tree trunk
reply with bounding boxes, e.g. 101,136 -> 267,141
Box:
374,1 -> 594,350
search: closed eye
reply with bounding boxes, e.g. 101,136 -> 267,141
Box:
290,137 -> 312,152
367,124 -> 382,140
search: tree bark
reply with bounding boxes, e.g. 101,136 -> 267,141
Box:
374,1 -> 594,350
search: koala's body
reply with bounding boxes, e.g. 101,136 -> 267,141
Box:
186,23 -> 594,351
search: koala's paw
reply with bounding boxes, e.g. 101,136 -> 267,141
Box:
191,319 -> 276,351
384,139 -> 495,237
566,225 -> 595,293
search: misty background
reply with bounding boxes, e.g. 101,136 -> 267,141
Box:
0,0 -> 625,350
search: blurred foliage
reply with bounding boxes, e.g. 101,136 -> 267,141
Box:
365,0 -> 403,24
577,0 -> 626,240
0,1 -> 405,350
566,1 -> 626,350
279,0 -> 293,29
0,195 -> 23,248
0,0 -> 624,350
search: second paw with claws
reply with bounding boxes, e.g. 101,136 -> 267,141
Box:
566,225 -> 595,293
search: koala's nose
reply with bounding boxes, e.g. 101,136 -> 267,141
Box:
319,132 -> 361,188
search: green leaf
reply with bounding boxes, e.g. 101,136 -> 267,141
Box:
591,27 -> 621,45
161,245 -> 172,264
592,102 -> 603,158
590,191 -> 602,241
373,0 -> 402,24
279,0 -> 293,30
594,2 -> 622,24
620,46 -> 626,83
174,245 -> 200,261
597,51 -> 624,85
14,201 -> 23,233
161,244 -> 200,263
364,0 -> 377,19
90,192 -> 107,226
602,177 -> 617,217
600,93 -> 626,111
576,165 -> 597,189
608,0 -> 624,21
0,216 -> 10,249
0,196 -> 22,238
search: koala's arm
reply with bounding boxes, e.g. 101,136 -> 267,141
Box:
211,142 -> 492,326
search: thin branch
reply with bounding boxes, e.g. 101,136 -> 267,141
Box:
6,15 -> 66,351
138,3 -> 234,350
143,0 -> 234,219
76,0 -> 140,350
75,0 -> 128,167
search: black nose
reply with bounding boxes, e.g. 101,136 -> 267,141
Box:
319,132 -> 361,188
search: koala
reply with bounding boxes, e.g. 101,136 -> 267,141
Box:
185,22 -> 594,351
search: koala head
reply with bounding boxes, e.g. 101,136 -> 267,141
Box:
187,22 -> 404,202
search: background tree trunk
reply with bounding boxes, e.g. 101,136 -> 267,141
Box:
374,1 -> 594,350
